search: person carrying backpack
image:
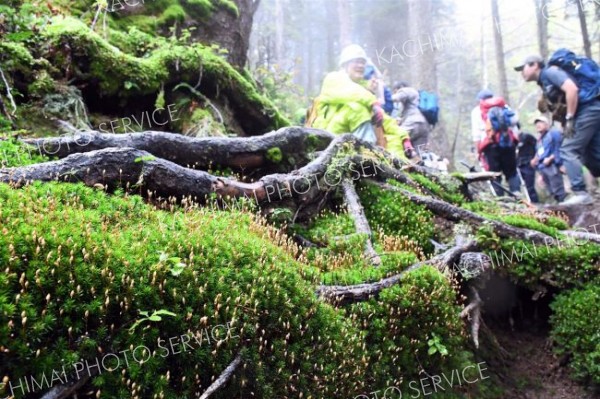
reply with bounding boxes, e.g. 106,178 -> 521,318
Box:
477,96 -> 522,196
391,81 -> 433,154
529,115 -> 566,203
517,130 -> 540,203
515,50 -> 600,205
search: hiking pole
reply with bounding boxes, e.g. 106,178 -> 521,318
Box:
516,167 -> 532,203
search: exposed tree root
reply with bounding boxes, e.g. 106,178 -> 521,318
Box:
316,239 -> 478,304
341,178 -> 381,266
198,353 -> 242,399
23,127 -> 334,173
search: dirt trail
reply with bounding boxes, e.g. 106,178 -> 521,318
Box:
493,325 -> 598,399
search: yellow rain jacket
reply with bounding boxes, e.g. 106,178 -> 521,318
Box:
309,71 -> 410,158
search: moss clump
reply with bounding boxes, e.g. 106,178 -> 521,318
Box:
265,147 -> 283,163
40,16 -> 288,130
0,182 -> 368,398
0,138 -> 52,167
358,182 -> 435,254
550,282 -> 600,386
408,172 -> 466,205
348,266 -> 481,394
476,227 -> 600,290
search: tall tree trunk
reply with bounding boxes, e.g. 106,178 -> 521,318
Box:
575,0 -> 592,59
274,0 -> 284,66
480,4 -> 489,89
407,0 -> 452,165
491,0 -> 510,104
326,0 -> 337,71
533,0 -> 549,59
193,0 -> 261,68
337,0 -> 352,47
407,0 -> 420,87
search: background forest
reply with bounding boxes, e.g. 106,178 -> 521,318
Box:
249,0 -> 600,166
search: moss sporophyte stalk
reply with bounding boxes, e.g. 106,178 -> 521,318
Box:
2,323 -> 238,399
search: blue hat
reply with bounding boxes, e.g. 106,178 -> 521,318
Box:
477,89 -> 494,100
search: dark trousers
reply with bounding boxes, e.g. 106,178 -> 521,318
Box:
484,144 -> 521,195
540,164 -> 567,202
518,164 -> 539,203
561,99 -> 600,191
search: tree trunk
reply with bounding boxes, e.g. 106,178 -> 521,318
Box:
533,0 -> 549,60
274,0 -> 284,66
337,0 -> 352,47
191,0 -> 261,68
491,0 -> 510,105
575,0 -> 592,59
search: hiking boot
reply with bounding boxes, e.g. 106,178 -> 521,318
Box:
559,191 -> 594,205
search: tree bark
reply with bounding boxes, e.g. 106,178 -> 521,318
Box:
337,0 -> 352,47
491,0 -> 511,105
533,0 -> 549,59
23,128 -> 333,174
192,0 -> 261,68
575,0 -> 592,59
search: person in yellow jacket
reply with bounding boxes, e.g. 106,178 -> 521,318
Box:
308,44 -> 416,159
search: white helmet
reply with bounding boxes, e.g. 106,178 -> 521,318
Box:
339,44 -> 367,66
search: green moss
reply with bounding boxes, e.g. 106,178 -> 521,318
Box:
184,0 -> 214,18
214,0 -> 239,17
266,147 -> 283,163
408,172 -> 465,205
41,16 -> 288,130
477,227 -> 600,290
550,282 -> 600,386
348,266 -> 478,393
0,182 -> 367,398
157,4 -> 186,25
359,182 -> 435,254
0,138 -> 52,167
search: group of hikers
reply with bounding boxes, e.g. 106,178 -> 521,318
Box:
305,44 -> 600,206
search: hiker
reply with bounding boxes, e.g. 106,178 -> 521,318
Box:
517,130 -> 539,203
478,95 -> 521,196
391,81 -> 431,154
308,44 -> 417,159
515,50 -> 600,205
530,116 -> 566,203
471,89 -> 493,169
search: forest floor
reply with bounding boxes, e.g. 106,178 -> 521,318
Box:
492,320 -> 597,399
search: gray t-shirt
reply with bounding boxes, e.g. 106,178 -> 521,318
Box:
539,66 -> 569,103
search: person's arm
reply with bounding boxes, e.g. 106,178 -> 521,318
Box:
391,89 -> 408,104
561,79 -> 579,118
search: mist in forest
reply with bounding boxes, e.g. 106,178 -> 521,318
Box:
249,0 -> 600,165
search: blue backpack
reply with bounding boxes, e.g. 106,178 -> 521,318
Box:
548,48 -> 600,104
383,86 -> 394,115
487,106 -> 516,148
418,90 -> 439,126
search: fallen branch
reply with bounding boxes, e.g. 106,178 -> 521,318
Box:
199,353 -> 242,399
341,178 -> 381,266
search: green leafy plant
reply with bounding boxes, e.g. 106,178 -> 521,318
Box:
129,309 -> 177,332
428,333 -> 449,356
